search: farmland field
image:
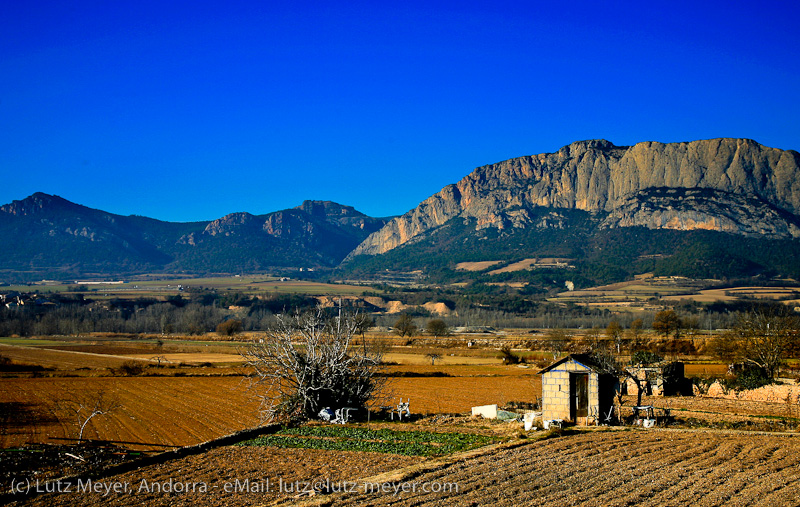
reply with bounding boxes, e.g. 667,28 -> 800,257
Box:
0,369 -> 541,450
0,344 -> 149,370
663,286 -> 800,303
12,430 -> 800,506
322,430 -> 800,507
455,260 -> 502,271
3,334 -> 798,452
552,277 -> 800,308
10,275 -> 376,299
488,257 -> 571,274
4,327 -> 800,507
0,377 -> 261,450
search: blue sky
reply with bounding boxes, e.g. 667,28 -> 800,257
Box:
2,1 -> 798,222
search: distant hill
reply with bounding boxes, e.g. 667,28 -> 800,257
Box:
0,193 -> 389,282
5,138 -> 800,286
342,139 -> 800,286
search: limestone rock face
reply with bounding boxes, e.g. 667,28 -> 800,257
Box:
203,212 -> 259,236
349,138 -> 800,257
294,200 -> 389,236
262,210 -> 316,239
0,192 -> 72,217
601,187 -> 800,239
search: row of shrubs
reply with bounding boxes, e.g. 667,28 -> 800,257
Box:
692,363 -> 776,393
110,360 -> 215,376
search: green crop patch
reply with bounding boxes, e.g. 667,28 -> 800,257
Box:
238,426 -> 496,456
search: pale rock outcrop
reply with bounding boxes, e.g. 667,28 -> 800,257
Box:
348,139 -> 800,257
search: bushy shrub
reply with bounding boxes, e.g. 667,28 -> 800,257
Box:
117,360 -> 145,376
498,346 -> 524,365
216,319 -> 243,336
723,364 -> 772,391
631,350 -> 663,365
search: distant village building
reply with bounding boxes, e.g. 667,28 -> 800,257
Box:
539,354 -> 619,425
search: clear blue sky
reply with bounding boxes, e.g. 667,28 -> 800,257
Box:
2,1 -> 799,222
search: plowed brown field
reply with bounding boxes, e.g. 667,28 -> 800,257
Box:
389,375 -> 540,414
0,377 -> 260,449
11,430 -> 800,506
324,430 -> 800,507
0,373 -> 540,449
0,344 -> 145,370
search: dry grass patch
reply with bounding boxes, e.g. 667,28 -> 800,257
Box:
454,260 -> 502,272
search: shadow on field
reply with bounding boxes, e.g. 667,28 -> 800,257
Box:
0,402 -> 58,431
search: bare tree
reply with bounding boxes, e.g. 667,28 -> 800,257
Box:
242,307 -> 389,422
585,326 -> 602,350
653,310 -> 682,339
606,321 -> 624,353
589,348 -> 647,407
353,313 -> 374,339
542,328 -> 571,360
61,391 -> 120,444
150,355 -> 170,367
394,314 -> 417,338
710,310 -> 799,379
628,318 -> 644,351
425,353 -> 442,365
426,319 -> 449,338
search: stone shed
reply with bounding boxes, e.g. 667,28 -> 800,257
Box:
539,354 -> 619,425
624,361 -> 689,396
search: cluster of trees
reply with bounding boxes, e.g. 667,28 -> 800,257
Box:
0,291 -> 323,337
708,310 -> 800,380
0,302 -> 228,337
392,314 -> 450,338
367,285 -> 755,332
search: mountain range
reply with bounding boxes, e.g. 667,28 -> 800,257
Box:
349,138 -> 800,257
343,138 -> 800,285
0,193 -> 388,282
3,138 -> 800,284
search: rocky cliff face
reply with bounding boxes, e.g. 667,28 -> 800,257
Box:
178,200 -> 389,245
0,192 -> 74,217
294,200 -> 391,234
348,138 -> 800,257
600,187 -> 800,238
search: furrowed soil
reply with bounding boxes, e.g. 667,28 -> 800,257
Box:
11,430 -> 800,506
10,446 -> 419,507
0,372 -> 541,449
0,377 -> 261,450
311,430 -> 800,507
0,344 -> 146,370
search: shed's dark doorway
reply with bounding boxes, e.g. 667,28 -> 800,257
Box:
570,372 -> 589,419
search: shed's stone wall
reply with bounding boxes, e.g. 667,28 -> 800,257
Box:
541,359 -> 601,424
